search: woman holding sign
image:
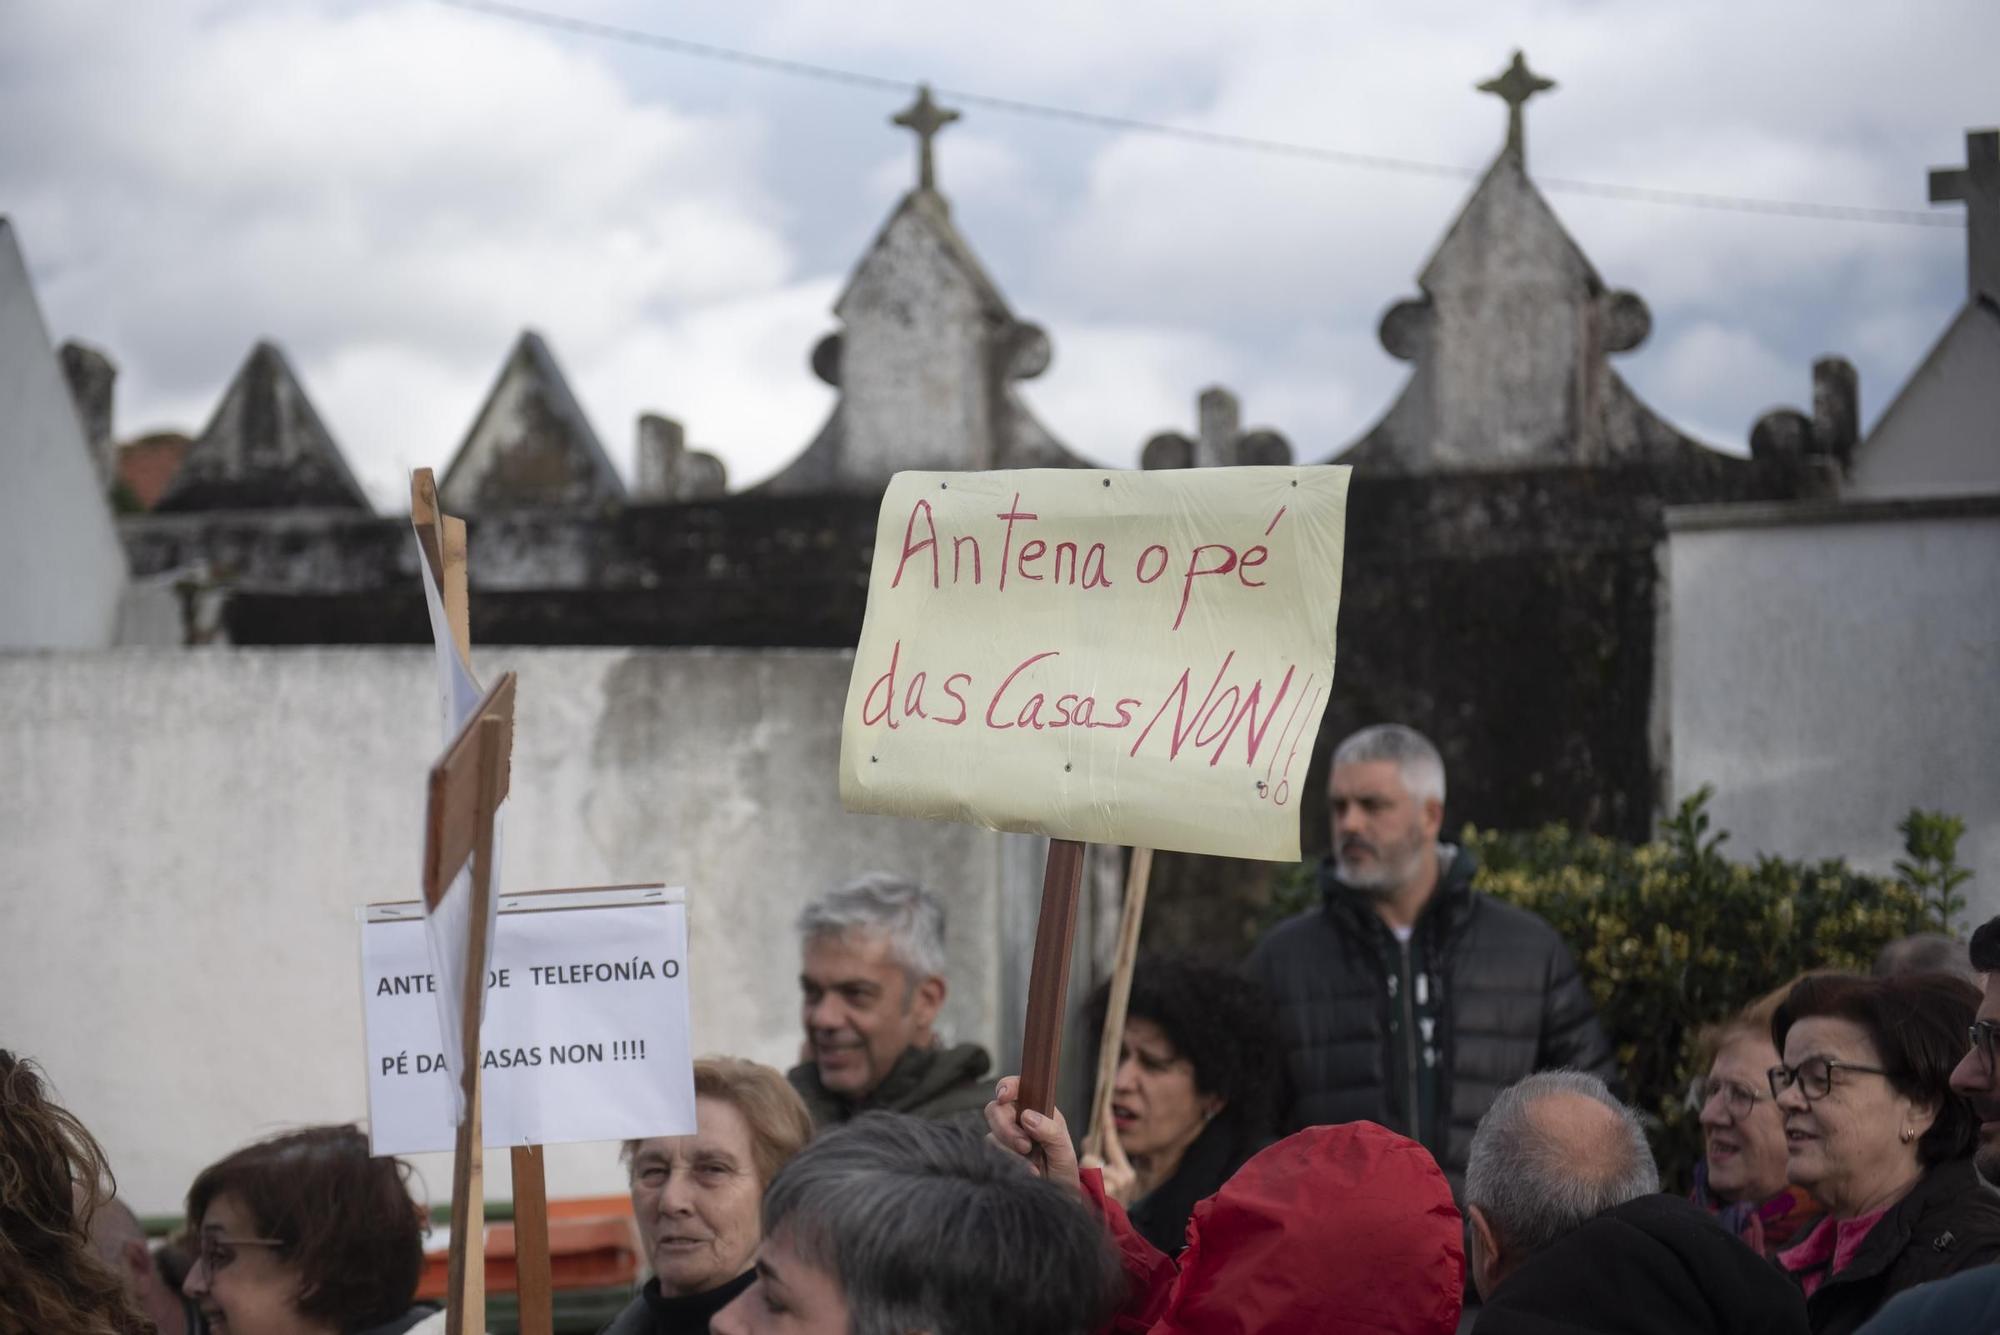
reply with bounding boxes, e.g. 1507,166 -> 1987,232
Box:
606,1057 -> 815,1335
1086,957 -> 1288,1257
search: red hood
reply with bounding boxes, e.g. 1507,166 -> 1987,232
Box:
1152,1122 -> 1463,1335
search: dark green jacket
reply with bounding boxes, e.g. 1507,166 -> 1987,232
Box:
787,1041 -> 993,1130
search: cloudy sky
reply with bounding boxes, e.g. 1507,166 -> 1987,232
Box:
4,0 -> 1990,509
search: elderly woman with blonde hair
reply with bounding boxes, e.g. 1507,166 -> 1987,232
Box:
1689,977 -> 1827,1257
604,1057 -> 815,1335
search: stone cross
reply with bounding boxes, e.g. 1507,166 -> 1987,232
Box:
1478,50 -> 1555,166
893,84 -> 960,193
1930,129 -> 1999,306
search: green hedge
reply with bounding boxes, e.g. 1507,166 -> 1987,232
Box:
1262,791 -> 1969,1189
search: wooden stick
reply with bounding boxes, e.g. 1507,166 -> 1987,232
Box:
1082,846 -> 1154,1160
445,716 -> 503,1335
441,515 -> 470,664
438,515 -> 492,1335
411,470 -> 445,584
421,480 -> 548,1334
1017,839 -> 1088,1118
509,1146 -> 553,1335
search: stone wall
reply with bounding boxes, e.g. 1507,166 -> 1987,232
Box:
121,496 -> 885,647
0,647 -> 1071,1213
1134,457 -> 1823,959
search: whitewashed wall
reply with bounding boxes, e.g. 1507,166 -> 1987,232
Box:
1658,497 -> 2000,926
0,647 -> 1044,1214
0,219 -> 128,649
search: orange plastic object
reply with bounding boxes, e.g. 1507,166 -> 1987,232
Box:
417,1197 -> 641,1300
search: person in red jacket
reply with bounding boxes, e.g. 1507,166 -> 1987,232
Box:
988,1076 -> 1465,1335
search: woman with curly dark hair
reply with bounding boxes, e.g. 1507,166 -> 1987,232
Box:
181,1125 -> 433,1335
1084,955 -> 1289,1256
0,1049 -> 153,1335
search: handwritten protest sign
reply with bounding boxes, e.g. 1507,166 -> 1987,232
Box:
361,886 -> 696,1155
840,467 -> 1348,862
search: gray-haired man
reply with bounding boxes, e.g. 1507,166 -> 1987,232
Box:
1248,722 -> 1616,1199
1467,1070 -> 1807,1335
787,874 -> 993,1129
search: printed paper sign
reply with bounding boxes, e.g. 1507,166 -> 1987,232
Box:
840,467 -> 1349,862
361,886 -> 696,1154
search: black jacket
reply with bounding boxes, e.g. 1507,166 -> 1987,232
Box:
1788,1157 -> 2000,1335
599,1273 -> 754,1335
1854,1262 -> 2000,1335
1473,1194 -> 1810,1335
1246,845 -> 1615,1195
1124,1114 -> 1273,1259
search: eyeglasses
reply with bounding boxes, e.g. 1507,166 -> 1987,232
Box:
195,1232 -> 284,1276
1768,1056 -> 1896,1103
1699,1077 -> 1766,1121
1970,1020 -> 2000,1077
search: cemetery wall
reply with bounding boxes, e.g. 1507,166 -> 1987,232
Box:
0,647 -> 1038,1213
1658,496 -> 2000,925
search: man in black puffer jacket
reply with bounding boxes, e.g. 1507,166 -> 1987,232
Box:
1247,723 -> 1616,1201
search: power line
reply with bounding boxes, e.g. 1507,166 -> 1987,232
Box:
437,0 -> 1963,230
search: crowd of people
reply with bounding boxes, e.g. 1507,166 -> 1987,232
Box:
7,723 -> 2000,1335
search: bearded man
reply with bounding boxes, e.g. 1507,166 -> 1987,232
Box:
1247,723 -> 1615,1200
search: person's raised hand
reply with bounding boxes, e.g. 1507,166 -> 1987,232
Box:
1081,1116 -> 1139,1205
984,1075 -> 1082,1197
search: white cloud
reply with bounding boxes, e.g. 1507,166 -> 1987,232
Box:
575,278 -> 841,490
1018,323 -> 1239,467
1635,322 -> 1799,450
2,0 -> 795,495
4,0 -> 1992,499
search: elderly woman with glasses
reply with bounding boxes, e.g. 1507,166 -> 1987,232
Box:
1688,981 -> 1825,1257
1767,972 -> 2000,1335
182,1124 -> 434,1335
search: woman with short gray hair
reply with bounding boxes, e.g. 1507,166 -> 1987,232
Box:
606,1057 -> 814,1335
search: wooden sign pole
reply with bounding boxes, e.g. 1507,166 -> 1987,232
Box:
1016,839 -> 1088,1119
509,1144 -> 553,1335
1082,846 -> 1154,1161
428,679 -> 514,1335
412,470 -> 552,1335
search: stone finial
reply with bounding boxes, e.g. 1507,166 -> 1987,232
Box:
439,331 -> 626,514
1338,140 -> 1693,473
1750,356 -> 1858,469
634,413 -> 729,502
1141,387 -> 1293,470
1478,50 -> 1555,167
59,340 -> 117,489
635,413 -> 685,499
155,341 -> 371,512
893,84 -> 960,194
1811,358 -> 1860,466
1930,128 -> 1999,306
755,169 -> 1086,495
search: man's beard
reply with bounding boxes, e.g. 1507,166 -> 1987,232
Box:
1977,1134 -> 2000,1189
1335,829 -> 1429,898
